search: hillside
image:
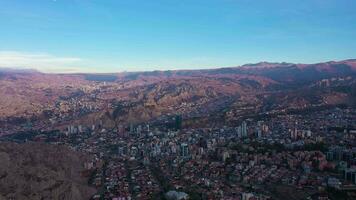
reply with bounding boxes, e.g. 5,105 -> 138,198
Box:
0,142 -> 96,200
0,59 -> 355,134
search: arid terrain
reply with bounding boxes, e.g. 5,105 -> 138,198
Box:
0,142 -> 96,200
0,60 -> 355,135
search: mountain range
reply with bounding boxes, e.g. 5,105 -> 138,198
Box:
0,59 -> 355,134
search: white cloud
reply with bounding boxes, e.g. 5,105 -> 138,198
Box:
0,51 -> 84,73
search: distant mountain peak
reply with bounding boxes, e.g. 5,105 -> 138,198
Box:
0,67 -> 40,74
241,61 -> 292,68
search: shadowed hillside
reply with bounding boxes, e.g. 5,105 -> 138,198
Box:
0,142 -> 96,200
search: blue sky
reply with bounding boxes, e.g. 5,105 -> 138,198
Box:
0,0 -> 355,73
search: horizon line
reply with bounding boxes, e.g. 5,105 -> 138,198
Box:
1,58 -> 355,75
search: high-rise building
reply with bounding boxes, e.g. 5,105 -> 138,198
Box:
181,143 -> 189,157
236,126 -> 242,138
175,115 -> 183,130
129,123 -> 134,134
256,129 -> 262,138
117,125 -> 125,136
146,124 -> 150,132
242,121 -> 247,137
78,125 -> 83,133
241,193 -> 254,200
344,168 -> 356,184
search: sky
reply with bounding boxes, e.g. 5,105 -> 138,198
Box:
0,0 -> 355,73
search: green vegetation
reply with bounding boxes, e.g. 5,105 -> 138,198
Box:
295,142 -> 328,153
326,187 -> 349,200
